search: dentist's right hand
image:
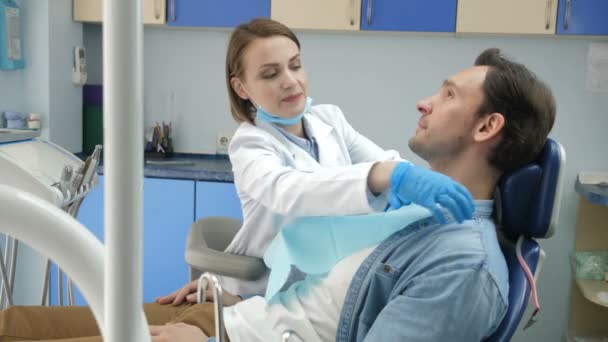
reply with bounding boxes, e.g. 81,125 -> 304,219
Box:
156,280 -> 242,307
368,161 -> 474,224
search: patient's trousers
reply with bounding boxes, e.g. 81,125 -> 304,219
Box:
0,302 -> 217,341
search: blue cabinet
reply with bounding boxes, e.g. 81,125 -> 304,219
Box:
51,176 -> 195,305
167,0 -> 270,28
195,181 -> 243,221
360,0 -> 457,32
141,177 -> 195,302
556,0 -> 608,35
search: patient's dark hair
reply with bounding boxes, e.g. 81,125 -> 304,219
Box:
475,48 -> 556,173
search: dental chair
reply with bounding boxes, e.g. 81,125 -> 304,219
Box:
487,138 -> 565,341
186,138 -> 565,342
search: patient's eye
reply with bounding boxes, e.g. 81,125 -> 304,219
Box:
442,88 -> 455,99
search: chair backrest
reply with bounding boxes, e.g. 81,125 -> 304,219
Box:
488,138 -> 566,341
192,216 -> 242,251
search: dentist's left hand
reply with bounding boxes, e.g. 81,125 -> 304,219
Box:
368,161 -> 474,224
388,162 -> 474,223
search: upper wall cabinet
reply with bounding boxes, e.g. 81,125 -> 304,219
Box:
556,0 -> 608,35
457,0 -> 557,35
272,0 -> 361,31
360,0 -> 457,32
167,0 -> 270,28
73,0 -> 166,24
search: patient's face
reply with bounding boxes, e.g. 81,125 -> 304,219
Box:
409,66 -> 488,162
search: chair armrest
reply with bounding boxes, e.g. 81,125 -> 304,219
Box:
185,247 -> 267,280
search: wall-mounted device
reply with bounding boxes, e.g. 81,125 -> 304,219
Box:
72,46 -> 87,86
0,0 -> 24,70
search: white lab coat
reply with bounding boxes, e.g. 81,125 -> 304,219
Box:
220,104 -> 401,295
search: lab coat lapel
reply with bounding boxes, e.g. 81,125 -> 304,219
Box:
255,118 -> 317,171
304,114 -> 345,167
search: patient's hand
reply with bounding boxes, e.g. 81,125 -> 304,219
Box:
150,322 -> 207,342
155,280 -> 242,307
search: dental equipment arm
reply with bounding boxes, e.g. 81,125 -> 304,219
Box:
0,184 -> 150,340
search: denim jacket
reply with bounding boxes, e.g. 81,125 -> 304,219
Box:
336,201 -> 509,342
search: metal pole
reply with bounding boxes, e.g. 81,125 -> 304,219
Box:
7,239 -> 17,301
198,273 -> 226,342
0,241 -> 12,307
58,268 -> 64,306
41,259 -> 51,305
103,0 -> 147,340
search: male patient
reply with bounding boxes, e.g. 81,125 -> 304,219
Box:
0,48 -> 555,342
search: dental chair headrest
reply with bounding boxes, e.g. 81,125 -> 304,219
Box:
496,138 -> 565,240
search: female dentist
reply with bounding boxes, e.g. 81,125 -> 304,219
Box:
158,18 -> 474,301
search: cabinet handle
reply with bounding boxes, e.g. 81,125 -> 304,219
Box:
350,0 -> 355,25
366,0 -> 373,26
564,0 -> 571,30
154,0 -> 161,20
545,0 -> 551,30
170,0 -> 176,22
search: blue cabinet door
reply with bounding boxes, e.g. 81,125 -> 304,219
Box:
360,0 -> 457,32
167,0 -> 270,27
195,181 -> 243,221
141,178 -> 195,302
557,0 -> 608,35
52,176 -> 195,305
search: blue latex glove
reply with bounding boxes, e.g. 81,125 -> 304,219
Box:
388,162 -> 475,224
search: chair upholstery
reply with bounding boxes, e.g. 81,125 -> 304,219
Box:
487,138 -> 565,341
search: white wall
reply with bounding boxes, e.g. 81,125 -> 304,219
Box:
0,71 -> 23,116
46,0 -> 83,152
20,0 -> 50,140
0,0 -> 24,121
0,0 -> 82,150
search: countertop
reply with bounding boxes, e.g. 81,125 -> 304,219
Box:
90,154 -> 234,183
575,178 -> 608,206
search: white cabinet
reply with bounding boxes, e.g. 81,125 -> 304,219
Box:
271,0 -> 361,31
73,0 -> 166,25
457,0 -> 557,34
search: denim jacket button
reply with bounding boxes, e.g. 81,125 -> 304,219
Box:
383,264 -> 391,273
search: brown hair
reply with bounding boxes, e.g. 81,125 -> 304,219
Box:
226,18 -> 300,124
475,48 -> 556,173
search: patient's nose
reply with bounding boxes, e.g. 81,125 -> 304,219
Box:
416,98 -> 432,116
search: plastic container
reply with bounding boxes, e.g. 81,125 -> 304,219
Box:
573,251 -> 608,281
3,111 -> 24,129
27,113 -> 41,130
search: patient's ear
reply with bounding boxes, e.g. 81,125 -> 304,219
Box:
473,112 -> 504,143
231,77 -> 249,100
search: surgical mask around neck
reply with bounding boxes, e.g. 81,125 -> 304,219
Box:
238,80 -> 312,125
256,97 -> 312,126
254,96 -> 312,126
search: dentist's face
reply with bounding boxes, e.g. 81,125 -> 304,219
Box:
232,36 -> 308,119
409,66 -> 489,163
